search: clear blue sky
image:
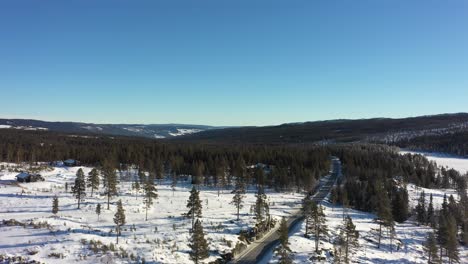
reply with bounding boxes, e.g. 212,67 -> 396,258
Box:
1,1 -> 467,126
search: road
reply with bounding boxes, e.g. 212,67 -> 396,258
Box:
233,157 -> 341,264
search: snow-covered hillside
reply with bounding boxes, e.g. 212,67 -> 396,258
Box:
0,124 -> 48,131
0,164 -> 303,263
0,119 -> 218,139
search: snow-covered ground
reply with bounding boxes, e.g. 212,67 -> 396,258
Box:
0,125 -> 48,131
168,129 -> 202,137
268,152 -> 468,263
400,150 -> 468,175
271,197 -> 468,263
0,164 -> 304,263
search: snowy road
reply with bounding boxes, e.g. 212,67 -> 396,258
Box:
234,158 -> 341,264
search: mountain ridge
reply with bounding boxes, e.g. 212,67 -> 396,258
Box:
2,113 -> 468,143
0,118 -> 219,139
175,113 -> 468,144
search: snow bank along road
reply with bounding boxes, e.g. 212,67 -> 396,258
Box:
233,158 -> 341,264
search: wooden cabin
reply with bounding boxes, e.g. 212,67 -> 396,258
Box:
16,172 -> 44,183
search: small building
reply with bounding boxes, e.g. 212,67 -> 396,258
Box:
16,172 -> 44,183
249,163 -> 273,174
50,160 -> 64,167
64,159 -> 80,167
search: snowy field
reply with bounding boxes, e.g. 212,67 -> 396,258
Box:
400,150 -> 468,175
271,198 -> 468,263
267,151 -> 468,263
0,164 -> 304,263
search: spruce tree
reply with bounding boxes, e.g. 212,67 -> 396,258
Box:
460,194 -> 468,245
72,168 -> 86,209
189,219 -> 209,264
392,187 -> 409,223
423,232 -> 438,264
87,168 -> 100,197
52,195 -> 59,215
186,186 -> 202,229
310,203 -> 328,253
255,186 -> 270,233
427,193 -> 435,227
154,159 -> 164,183
143,173 -> 158,221
192,161 -> 204,186
340,216 -> 359,263
438,195 -> 449,259
103,164 -> 118,210
437,213 -> 448,260
114,199 -> 126,244
416,190 -> 427,225
276,217 -> 293,264
230,179 -> 245,221
96,203 -> 101,221
376,187 -> 393,249
216,163 -> 227,196
303,199 -> 314,238
171,172 -> 178,196
132,179 -> 140,200
445,215 -> 459,264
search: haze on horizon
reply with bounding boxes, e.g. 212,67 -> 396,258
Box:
1,0 -> 467,126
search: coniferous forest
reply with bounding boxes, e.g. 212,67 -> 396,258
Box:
1,127 -> 467,263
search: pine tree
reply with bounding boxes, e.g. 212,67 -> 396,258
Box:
427,193 -> 435,227
255,186 -> 270,232
254,166 -> 265,187
72,168 -> 86,209
460,194 -> 468,245
340,216 -> 359,263
103,164 -> 118,210
416,191 -> 427,225
189,219 -> 209,264
303,199 -> 314,238
171,172 -> 178,196
87,168 -> 100,197
310,203 -> 328,253
392,186 -> 409,223
376,187 -> 393,249
52,195 -> 59,215
192,161 -> 204,186
341,189 -> 349,220
154,159 -> 164,184
114,199 -> 126,244
132,179 -> 140,200
437,213 -> 449,260
230,179 -> 245,221
143,173 -> 158,221
276,217 -> 293,264
138,169 -> 146,185
186,186 -> 202,229
423,232 -> 438,264
445,215 -> 459,264
438,195 -> 449,259
441,194 -> 448,214
216,163 -> 227,197
96,203 -> 101,221
234,156 -> 246,182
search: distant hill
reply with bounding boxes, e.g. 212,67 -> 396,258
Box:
0,119 -> 218,139
2,113 -> 468,145
176,113 -> 468,144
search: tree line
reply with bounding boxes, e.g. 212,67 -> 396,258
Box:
0,129 -> 330,191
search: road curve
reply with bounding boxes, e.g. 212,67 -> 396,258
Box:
233,158 -> 341,264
